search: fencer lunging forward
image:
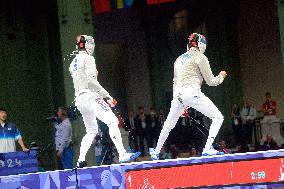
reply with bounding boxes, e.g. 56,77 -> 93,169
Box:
69,35 -> 140,167
149,33 -> 227,160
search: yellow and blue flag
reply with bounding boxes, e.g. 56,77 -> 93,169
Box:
112,0 -> 134,9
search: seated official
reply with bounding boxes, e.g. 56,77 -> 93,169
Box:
261,134 -> 278,151
0,108 -> 29,153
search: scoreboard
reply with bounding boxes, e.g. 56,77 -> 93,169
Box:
125,157 -> 284,188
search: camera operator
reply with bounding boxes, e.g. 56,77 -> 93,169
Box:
53,107 -> 74,170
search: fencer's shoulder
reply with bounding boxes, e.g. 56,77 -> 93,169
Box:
84,54 -> 95,61
178,52 -> 191,59
175,52 -> 191,62
195,51 -> 207,59
77,52 -> 95,60
195,53 -> 208,63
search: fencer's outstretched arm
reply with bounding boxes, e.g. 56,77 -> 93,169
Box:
85,56 -> 112,99
198,56 -> 225,86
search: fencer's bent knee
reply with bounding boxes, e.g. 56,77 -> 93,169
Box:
217,113 -> 224,120
213,113 -> 224,123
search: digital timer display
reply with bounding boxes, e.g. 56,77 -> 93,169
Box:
251,171 -> 266,180
125,158 -> 284,188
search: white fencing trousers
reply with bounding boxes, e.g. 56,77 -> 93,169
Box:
75,90 -> 126,162
155,86 -> 224,154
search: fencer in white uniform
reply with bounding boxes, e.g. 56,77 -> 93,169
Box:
69,35 -> 140,167
149,33 -> 227,160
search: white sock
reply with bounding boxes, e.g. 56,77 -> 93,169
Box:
204,137 -> 215,150
204,117 -> 223,150
155,124 -> 172,154
78,133 -> 96,162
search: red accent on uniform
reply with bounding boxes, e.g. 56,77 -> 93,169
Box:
188,34 -> 194,41
112,99 -> 117,106
76,36 -> 81,43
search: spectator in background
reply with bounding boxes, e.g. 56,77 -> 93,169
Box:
177,108 -> 191,150
262,92 -> 277,117
93,128 -> 103,166
237,143 -> 249,153
134,106 -> 150,156
231,103 -> 242,146
180,108 -> 190,127
261,134 -> 278,151
262,92 -> 278,123
98,120 -> 115,165
124,111 -> 137,151
241,99 -> 257,146
157,108 -> 166,127
54,107 -> 74,170
117,112 -> 124,129
159,146 -> 171,160
149,107 -> 158,147
189,108 -> 208,151
218,139 -> 231,154
260,93 -> 281,146
169,144 -> 179,159
0,108 -> 29,153
189,146 -> 199,157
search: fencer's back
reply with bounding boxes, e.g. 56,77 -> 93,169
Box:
69,52 -> 93,93
174,49 -> 205,87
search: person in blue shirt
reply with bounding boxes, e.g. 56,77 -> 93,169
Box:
0,108 -> 29,153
